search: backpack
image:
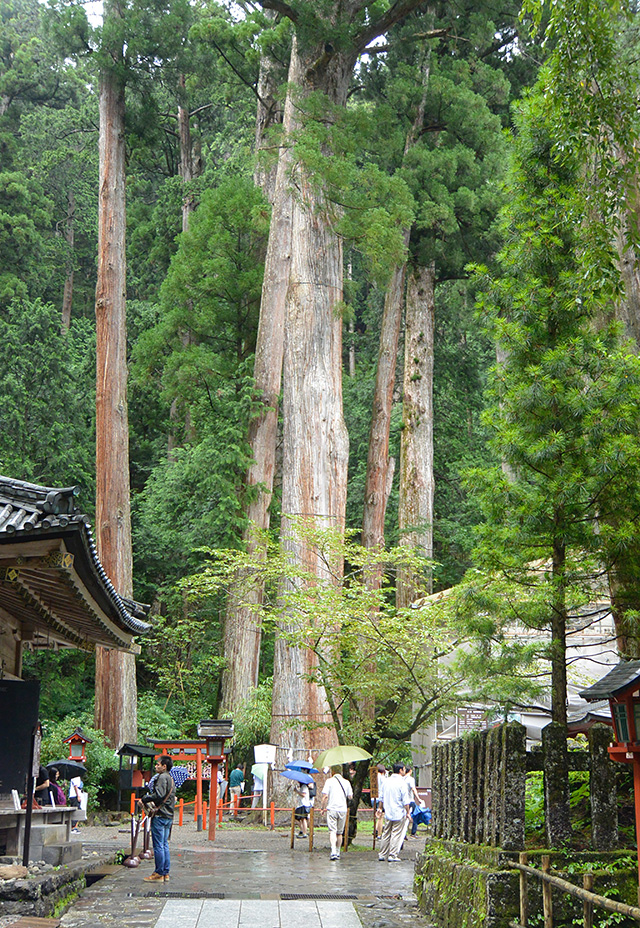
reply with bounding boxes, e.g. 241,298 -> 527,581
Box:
308,781 -> 316,800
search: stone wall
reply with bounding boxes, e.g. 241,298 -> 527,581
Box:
433,721 -> 526,850
432,721 -> 618,853
415,840 -> 638,928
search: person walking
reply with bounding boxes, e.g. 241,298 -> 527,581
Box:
373,763 -> 386,838
321,765 -> 352,860
229,764 -> 244,811
377,762 -> 411,862
294,781 -> 311,837
403,764 -> 421,838
139,756 -> 176,883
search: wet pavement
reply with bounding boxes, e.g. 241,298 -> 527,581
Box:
57,821 -> 432,928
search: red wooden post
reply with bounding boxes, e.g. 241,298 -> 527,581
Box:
208,759 -> 218,841
633,756 -> 640,906
130,793 -> 135,815
196,747 -> 203,831
270,801 -> 275,830
179,798 -> 183,826
203,800 -> 207,830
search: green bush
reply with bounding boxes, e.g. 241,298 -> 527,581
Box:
40,713 -> 118,807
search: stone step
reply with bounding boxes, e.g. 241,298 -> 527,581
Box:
41,843 -> 82,866
29,824 -> 69,846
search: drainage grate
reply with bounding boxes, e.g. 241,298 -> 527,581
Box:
144,891 -> 225,899
280,893 -> 358,901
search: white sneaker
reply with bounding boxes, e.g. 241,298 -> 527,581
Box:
387,855 -> 401,862
378,853 -> 386,861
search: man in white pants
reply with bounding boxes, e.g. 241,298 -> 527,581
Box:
377,763 -> 411,862
321,765 -> 353,860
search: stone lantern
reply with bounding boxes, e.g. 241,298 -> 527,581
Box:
197,720 -> 234,840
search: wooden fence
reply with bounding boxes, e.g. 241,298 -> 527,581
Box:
509,853 -> 640,928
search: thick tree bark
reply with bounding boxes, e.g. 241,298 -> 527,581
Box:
61,189 -> 75,333
259,0 -> 434,763
254,10 -> 283,205
219,42 -> 296,717
270,39 -> 352,762
362,257 -> 406,554
396,262 -> 435,608
362,36 -> 433,558
94,0 -> 137,749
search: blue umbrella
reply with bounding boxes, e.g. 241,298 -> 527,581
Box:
170,766 -> 190,789
148,766 -> 190,791
280,769 -> 314,785
286,761 -> 319,774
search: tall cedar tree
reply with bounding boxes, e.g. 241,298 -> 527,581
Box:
468,89 -> 640,844
94,0 -> 137,748
521,0 -> 640,655
219,1 -> 434,752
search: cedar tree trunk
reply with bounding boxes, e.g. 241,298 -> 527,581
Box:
94,3 -> 137,748
396,262 -> 435,608
218,41 -> 296,716
363,36 -> 433,560
254,10 -> 284,205
270,38 -> 352,762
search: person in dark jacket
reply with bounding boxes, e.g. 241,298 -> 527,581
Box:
139,756 -> 175,882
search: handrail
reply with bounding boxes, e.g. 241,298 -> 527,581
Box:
508,854 -> 640,926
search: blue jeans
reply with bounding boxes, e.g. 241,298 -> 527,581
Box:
151,816 -> 172,875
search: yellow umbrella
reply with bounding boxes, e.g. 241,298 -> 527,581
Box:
315,745 -> 372,768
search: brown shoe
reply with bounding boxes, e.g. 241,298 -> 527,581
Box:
163,875 -> 170,882
143,872 -> 164,882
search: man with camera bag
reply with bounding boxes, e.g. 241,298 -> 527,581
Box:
139,755 -> 175,882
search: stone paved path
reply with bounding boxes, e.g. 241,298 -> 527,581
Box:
154,898 -> 362,928
54,822 -> 432,928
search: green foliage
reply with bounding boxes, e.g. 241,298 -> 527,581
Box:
184,523 -> 478,753
292,92 -> 415,284
137,586 -> 226,733
525,771 -> 545,840
0,172 -> 54,306
456,87 -> 640,712
22,650 -> 95,721
40,714 -> 119,805
231,678 -> 273,767
0,299 -> 95,492
136,691 -> 182,742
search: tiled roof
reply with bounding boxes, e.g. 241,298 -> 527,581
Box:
0,475 -> 150,642
579,661 -> 640,701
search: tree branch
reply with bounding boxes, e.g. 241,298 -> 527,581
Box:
353,0 -> 433,58
259,0 -> 299,22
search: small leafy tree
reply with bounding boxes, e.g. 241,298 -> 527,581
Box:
461,86 -> 640,845
186,524 -> 473,755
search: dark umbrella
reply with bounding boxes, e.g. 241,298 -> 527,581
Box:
286,761 -> 319,774
149,766 -> 190,790
280,769 -> 314,785
46,760 -> 86,779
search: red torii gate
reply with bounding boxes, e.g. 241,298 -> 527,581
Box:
151,740 -> 210,835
